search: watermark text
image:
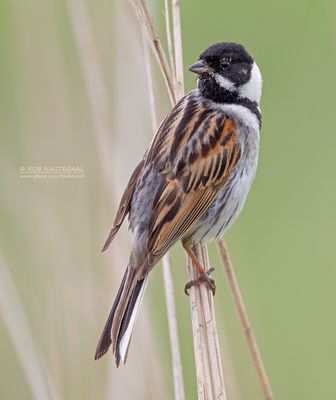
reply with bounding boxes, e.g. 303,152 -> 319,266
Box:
19,165 -> 85,179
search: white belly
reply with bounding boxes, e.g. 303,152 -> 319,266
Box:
189,156 -> 257,244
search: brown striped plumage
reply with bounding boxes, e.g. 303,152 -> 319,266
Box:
146,99 -> 241,265
95,42 -> 262,365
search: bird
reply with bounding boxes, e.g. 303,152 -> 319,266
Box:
95,42 -> 262,366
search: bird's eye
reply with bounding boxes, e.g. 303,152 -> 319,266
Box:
220,58 -> 231,70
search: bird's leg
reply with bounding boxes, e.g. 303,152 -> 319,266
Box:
182,240 -> 216,296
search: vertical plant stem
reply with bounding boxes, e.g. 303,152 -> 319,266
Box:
142,31 -> 185,400
171,1 -> 226,398
216,238 -> 274,400
199,244 -> 226,394
191,244 -> 226,399
164,0 -> 176,91
142,30 -> 158,128
171,0 -> 184,98
162,255 -> 186,400
134,1 -> 227,398
0,254 -> 59,400
187,255 -> 213,399
137,0 -> 176,104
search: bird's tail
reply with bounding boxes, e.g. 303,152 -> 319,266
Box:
94,266 -> 148,366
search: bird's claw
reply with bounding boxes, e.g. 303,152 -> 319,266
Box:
184,267 -> 216,296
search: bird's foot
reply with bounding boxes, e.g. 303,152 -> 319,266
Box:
184,267 -> 216,296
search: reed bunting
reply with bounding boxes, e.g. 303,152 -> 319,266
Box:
95,42 -> 262,365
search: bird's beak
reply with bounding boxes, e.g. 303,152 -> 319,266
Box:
188,59 -> 210,74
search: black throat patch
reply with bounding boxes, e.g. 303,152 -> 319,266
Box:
198,75 -> 262,127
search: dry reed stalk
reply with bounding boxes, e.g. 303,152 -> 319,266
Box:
0,254 -> 59,400
217,238 -> 274,400
163,0 -> 176,92
185,244 -> 227,399
135,0 -> 227,398
187,255 -> 214,399
170,2 -> 226,398
198,244 -> 226,394
142,31 -> 185,400
171,0 -> 184,98
162,255 -> 186,400
138,0 -> 176,104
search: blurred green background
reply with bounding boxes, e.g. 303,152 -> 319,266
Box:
1,0 -> 336,399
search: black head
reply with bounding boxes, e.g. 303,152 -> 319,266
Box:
189,42 -> 262,104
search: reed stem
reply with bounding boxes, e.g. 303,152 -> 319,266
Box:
217,238 -> 274,400
142,30 -> 185,400
134,0 -> 228,397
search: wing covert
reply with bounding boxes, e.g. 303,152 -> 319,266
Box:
145,98 -> 241,266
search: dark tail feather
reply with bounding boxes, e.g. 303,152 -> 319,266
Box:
94,269 -> 128,360
114,277 -> 147,366
94,267 -> 148,366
